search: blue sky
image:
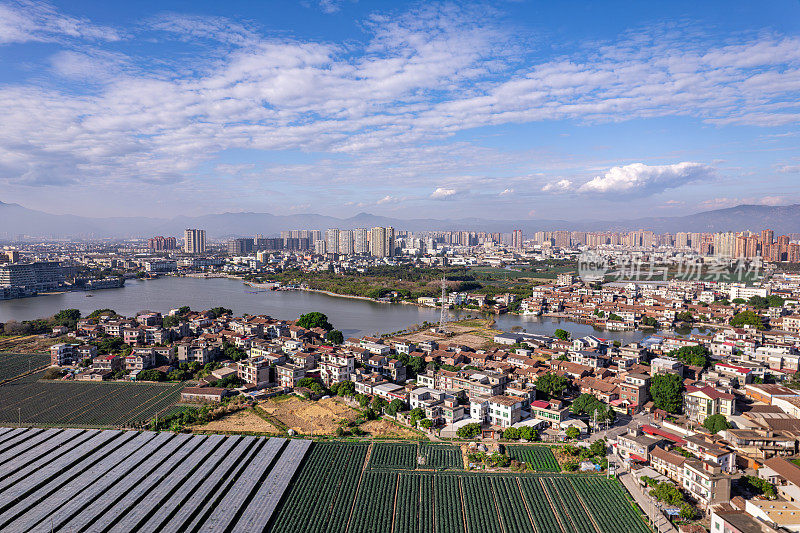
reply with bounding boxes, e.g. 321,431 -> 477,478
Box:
0,0 -> 799,220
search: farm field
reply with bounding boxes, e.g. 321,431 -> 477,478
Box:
506,444 -> 561,472
369,441 -> 463,471
0,352 -> 51,382
0,427 -> 310,532
0,372 -> 184,427
268,441 -> 651,533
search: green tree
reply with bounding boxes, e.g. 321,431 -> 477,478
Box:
519,426 -> 538,441
356,393 -> 370,407
385,399 -> 405,416
590,438 -> 607,457
297,312 -> 333,331
208,307 -> 232,319
669,345 -> 711,368
87,309 -> 116,319
536,372 -> 568,399
502,427 -> 520,440
371,397 -> 388,412
336,380 -> 356,397
162,315 -> 180,328
703,414 -> 731,434
675,311 -> 694,323
730,310 -> 765,330
767,295 -> 785,308
650,373 -> 684,413
553,329 -> 570,341
409,356 -> 426,375
679,504 -> 699,520
53,309 -> 81,329
456,423 -> 482,439
137,369 -> 164,382
223,343 -> 246,362
420,419 -> 433,429
325,329 -> 344,345
409,407 -> 425,427
650,482 -> 684,506
571,393 -> 599,415
565,426 -> 580,440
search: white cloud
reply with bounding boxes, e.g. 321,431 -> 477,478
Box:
541,179 -> 573,192
0,0 -> 122,44
376,195 -> 395,204
430,187 -> 459,200
0,1 -> 797,213
577,162 -> 712,196
499,188 -> 514,196
777,164 -> 800,174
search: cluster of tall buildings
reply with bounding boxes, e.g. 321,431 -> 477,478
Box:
319,227 -> 395,257
523,228 -> 800,260
147,236 -> 177,251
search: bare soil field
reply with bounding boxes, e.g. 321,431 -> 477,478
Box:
195,410 -> 283,435
399,318 -> 501,350
0,335 -> 63,354
259,396 -> 360,435
360,419 -> 421,438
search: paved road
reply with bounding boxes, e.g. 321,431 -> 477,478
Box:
618,470 -> 678,533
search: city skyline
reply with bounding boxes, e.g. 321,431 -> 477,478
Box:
0,1 -> 799,219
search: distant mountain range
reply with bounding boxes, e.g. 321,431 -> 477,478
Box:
1,201 -> 798,239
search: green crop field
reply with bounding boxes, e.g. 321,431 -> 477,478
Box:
0,352 -> 51,382
0,372 -> 184,427
369,441 -> 463,471
506,445 -> 561,472
267,441 -> 651,533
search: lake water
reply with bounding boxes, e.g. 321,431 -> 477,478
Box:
0,276 -> 659,341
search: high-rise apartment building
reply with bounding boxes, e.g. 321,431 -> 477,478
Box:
354,228 -> 368,254
370,227 -> 395,257
511,229 -> 523,249
339,230 -> 354,255
227,238 -> 254,255
184,229 -> 206,254
326,229 -> 340,255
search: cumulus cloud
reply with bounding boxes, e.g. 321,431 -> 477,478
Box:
577,162 -> 712,196
430,187 -> 460,200
499,188 -> 514,196
376,195 -> 396,204
777,164 -> 800,174
541,179 -> 573,192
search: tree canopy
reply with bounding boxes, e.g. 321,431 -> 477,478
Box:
536,372 -> 568,399
730,310 -> 765,329
650,373 -> 684,413
53,309 -> 81,329
668,345 -> 711,368
703,414 -> 731,434
297,312 -> 333,331
553,329 -> 570,341
325,329 -> 344,345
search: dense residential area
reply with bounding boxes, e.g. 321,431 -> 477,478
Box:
8,257 -> 800,532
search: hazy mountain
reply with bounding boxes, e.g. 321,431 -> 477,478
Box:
1,200 -> 798,239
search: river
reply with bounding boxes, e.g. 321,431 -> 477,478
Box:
0,276 -> 663,341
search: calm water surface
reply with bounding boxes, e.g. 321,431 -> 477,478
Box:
0,276 -> 660,341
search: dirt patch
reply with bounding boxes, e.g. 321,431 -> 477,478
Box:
360,419 -> 421,438
0,335 -> 63,354
196,410 -> 282,435
259,396 -> 360,435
